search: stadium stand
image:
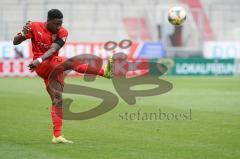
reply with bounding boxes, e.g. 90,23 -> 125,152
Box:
0,0 -> 239,44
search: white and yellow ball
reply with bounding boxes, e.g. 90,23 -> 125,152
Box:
168,6 -> 187,26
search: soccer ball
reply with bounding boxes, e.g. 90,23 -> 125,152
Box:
168,6 -> 187,26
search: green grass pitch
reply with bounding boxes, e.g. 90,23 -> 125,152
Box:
0,76 -> 240,159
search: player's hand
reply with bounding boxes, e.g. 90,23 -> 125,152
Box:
28,59 -> 40,71
22,20 -> 32,35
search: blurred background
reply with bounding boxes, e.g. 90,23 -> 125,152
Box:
0,0 -> 240,75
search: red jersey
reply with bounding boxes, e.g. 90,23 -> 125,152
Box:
25,22 -> 68,59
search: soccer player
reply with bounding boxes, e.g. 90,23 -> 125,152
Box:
13,9 -> 112,144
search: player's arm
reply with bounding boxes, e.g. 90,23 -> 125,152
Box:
13,34 -> 27,45
13,21 -> 32,45
28,37 -> 65,71
41,37 -> 65,61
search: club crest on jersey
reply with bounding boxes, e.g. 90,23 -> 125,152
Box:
37,31 -> 42,36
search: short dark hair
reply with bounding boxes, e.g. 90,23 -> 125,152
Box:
48,9 -> 63,20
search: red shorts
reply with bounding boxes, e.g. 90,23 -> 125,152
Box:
35,56 -> 66,87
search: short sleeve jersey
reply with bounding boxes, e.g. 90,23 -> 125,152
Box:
24,22 -> 68,59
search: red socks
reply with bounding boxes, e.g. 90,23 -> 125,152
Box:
51,106 -> 62,137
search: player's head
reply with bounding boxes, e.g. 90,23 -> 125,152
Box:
46,9 -> 63,34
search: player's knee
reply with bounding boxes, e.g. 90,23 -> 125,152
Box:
53,99 -> 62,106
53,96 -> 62,106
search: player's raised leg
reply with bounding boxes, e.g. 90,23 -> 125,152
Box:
68,56 -> 113,79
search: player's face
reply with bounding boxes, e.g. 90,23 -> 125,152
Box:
47,19 -> 63,34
